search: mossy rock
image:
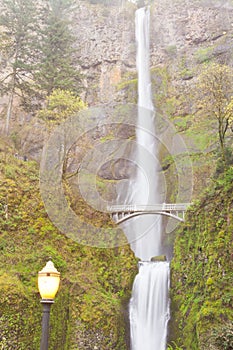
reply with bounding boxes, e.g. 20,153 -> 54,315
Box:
151,255 -> 167,262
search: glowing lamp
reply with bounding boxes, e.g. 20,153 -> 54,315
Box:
38,260 -> 60,300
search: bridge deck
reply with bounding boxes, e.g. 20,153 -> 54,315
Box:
107,203 -> 191,224
107,203 -> 190,212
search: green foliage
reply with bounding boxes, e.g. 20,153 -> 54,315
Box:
0,0 -> 40,131
151,65 -> 189,120
0,0 -> 39,94
165,45 -> 178,57
213,322 -> 233,350
194,63 -> 233,164
167,341 -> 184,350
0,0 -> 83,121
117,72 -> 138,103
194,47 -> 213,63
171,167 -> 233,349
0,145 -> 137,349
178,56 -> 194,80
35,0 -> 82,98
37,89 -> 87,125
172,116 -> 191,132
215,147 -> 233,177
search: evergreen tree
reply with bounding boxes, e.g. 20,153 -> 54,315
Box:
35,0 -> 81,99
0,0 -> 40,133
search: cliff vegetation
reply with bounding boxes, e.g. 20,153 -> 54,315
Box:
171,167 -> 233,350
0,139 -> 137,349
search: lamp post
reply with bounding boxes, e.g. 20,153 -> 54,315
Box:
38,260 -> 60,350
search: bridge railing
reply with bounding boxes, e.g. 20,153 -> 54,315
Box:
107,203 -> 190,213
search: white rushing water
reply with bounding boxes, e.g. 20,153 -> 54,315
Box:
121,6 -> 163,261
127,7 -> 170,350
130,262 -> 170,350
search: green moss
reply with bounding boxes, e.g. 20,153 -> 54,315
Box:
117,72 -> 138,103
194,47 -> 214,63
0,146 -> 137,349
171,167 -> 233,349
178,56 -> 194,80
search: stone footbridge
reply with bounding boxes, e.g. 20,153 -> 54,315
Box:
107,203 -> 190,224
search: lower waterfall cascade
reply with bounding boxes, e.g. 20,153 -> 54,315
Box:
130,262 -> 170,350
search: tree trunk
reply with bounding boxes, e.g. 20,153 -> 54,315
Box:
5,61 -> 17,135
218,117 -> 226,168
5,90 -> 14,135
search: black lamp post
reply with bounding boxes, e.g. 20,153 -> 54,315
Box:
38,260 -> 60,350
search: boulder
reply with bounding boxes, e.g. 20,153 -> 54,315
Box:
151,255 -> 167,262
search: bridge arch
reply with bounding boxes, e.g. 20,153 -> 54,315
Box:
107,203 -> 190,225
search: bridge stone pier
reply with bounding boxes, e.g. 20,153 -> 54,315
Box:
107,203 -> 190,224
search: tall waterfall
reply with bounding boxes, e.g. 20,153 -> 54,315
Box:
126,6 -> 170,350
120,6 -> 163,261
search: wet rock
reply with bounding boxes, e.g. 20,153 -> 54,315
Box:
151,255 -> 167,262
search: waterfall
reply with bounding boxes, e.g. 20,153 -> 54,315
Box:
125,6 -> 170,350
120,6 -> 163,261
130,262 -> 170,350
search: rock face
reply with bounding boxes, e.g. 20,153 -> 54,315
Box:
70,0 -> 233,105
71,0 -> 136,105
1,0 -> 233,160
151,0 -> 233,59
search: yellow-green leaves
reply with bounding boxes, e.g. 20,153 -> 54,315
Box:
195,63 -> 233,164
196,63 -> 233,119
38,89 -> 87,126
